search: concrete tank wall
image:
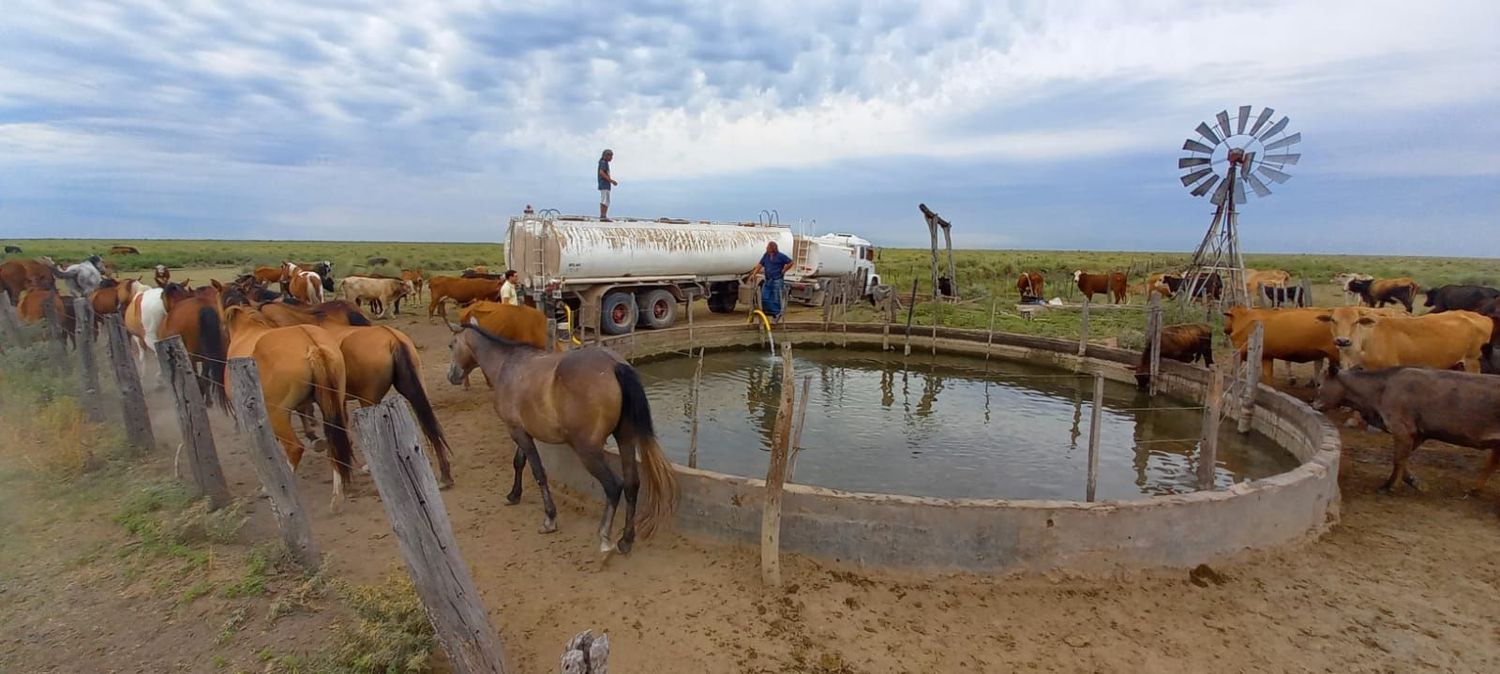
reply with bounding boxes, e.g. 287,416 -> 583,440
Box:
534,322 -> 1340,575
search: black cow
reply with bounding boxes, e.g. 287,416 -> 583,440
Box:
1423,285 -> 1500,313
1261,284 -> 1307,308
3,245 -> 20,254
1162,273 -> 1222,301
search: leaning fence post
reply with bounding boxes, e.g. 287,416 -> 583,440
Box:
102,314 -> 155,450
1085,372 -> 1104,502
353,399 -> 511,674
761,341 -> 795,587
1237,321 -> 1264,434
687,348 -> 704,469
1199,365 -> 1226,490
1147,294 -> 1164,397
71,298 -> 104,422
157,335 -> 231,509
1077,296 -> 1091,357
902,278 -> 917,356
1299,277 -> 1312,308
788,374 -> 812,480
40,293 -> 68,368
0,293 -> 22,345
228,358 -> 321,572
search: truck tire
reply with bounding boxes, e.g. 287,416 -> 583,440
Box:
636,289 -> 677,329
708,284 -> 737,314
600,291 -> 636,336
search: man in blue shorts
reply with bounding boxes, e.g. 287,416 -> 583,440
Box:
749,241 -> 794,321
597,149 -> 617,220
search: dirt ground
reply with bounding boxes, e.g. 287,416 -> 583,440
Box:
5,300 -> 1500,673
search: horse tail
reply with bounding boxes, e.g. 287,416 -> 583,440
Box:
197,305 -> 229,412
391,337 -> 454,483
308,342 -> 354,486
613,362 -> 678,538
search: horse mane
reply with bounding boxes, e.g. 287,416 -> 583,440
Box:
463,323 -> 541,351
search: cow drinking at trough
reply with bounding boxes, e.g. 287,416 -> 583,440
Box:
1073,271 -> 1127,303
1313,368 -> 1500,500
1223,306 -> 1348,385
338,276 -> 413,318
1423,285 -> 1500,313
1316,306 -> 1491,373
1133,323 -> 1213,390
426,275 -> 504,316
1349,277 -> 1420,313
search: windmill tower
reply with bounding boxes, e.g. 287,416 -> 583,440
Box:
1178,106 -> 1300,308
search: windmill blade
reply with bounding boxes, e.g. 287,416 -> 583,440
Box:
1245,171 -> 1273,197
1210,178 -> 1231,205
1258,116 -> 1291,140
1243,151 -> 1257,173
1216,111 -> 1233,139
1263,132 -> 1301,152
1236,105 -> 1251,134
1190,174 -> 1221,197
1195,122 -> 1221,145
1232,176 -> 1247,204
1183,138 -> 1215,154
1178,156 -> 1212,168
1248,107 -> 1275,136
1180,167 -> 1215,186
1258,164 -> 1293,184
1262,153 -> 1301,165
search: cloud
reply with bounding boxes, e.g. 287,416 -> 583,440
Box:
0,0 -> 1497,253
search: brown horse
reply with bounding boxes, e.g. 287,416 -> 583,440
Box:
1,258 -> 56,304
238,295 -> 454,487
16,289 -> 76,347
224,305 -> 355,509
282,262 -> 325,304
159,282 -> 230,410
444,322 -> 677,554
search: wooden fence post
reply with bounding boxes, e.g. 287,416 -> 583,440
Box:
157,335 -> 231,509
687,348 -> 704,469
1085,372 -> 1104,502
761,341 -> 795,588
352,399 -> 511,674
545,318 -> 557,353
903,278 -> 917,356
71,299 -> 104,422
228,358 -> 320,572
983,297 -> 998,373
102,314 -> 155,451
40,294 -> 68,368
1237,321 -> 1264,434
1299,277 -> 1312,308
788,374 -> 812,480
560,630 -> 609,674
1199,366 -> 1226,491
1077,296 -> 1091,357
0,293 -> 22,345
1147,294 -> 1163,397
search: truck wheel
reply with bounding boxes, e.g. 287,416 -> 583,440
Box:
636,289 -> 677,329
708,289 -> 737,314
600,292 -> 636,336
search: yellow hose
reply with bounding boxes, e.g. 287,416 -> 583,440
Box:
748,309 -> 772,332
562,303 -> 582,345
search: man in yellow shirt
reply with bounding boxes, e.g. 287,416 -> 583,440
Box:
500,270 -> 520,305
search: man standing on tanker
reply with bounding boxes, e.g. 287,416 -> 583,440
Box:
749,241 -> 793,323
598,149 -> 617,221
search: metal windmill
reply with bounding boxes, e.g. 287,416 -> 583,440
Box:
1178,105 -> 1300,308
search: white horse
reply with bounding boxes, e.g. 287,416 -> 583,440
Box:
54,255 -> 106,296
124,287 -> 168,373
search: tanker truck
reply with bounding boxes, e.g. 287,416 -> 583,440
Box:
505,213 -> 880,337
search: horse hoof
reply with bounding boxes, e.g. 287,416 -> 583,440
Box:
599,540 -> 615,554
615,538 -> 633,555
1377,485 -> 1395,496
504,494 -> 521,505
438,479 -> 454,491
539,520 -> 558,534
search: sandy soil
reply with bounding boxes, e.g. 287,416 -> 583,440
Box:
6,301 -> 1500,673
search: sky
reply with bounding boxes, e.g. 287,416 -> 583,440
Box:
1,0 -> 1497,255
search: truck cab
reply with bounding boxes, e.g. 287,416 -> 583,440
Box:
814,232 -> 881,294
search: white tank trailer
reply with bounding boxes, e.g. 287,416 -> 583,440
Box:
506,214 -> 879,336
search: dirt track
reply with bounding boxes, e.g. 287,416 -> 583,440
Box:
8,302 -> 1500,672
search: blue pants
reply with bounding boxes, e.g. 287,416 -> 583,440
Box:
761,279 -> 785,317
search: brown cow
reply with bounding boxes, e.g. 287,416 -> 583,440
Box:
1223,307 -> 1341,385
1314,368 -> 1500,499
1349,277 -> 1420,313
1,258 -> 56,304
1145,273 -> 1174,299
1073,270 -> 1127,303
401,268 -> 424,298
1133,323 -> 1213,390
1016,272 -> 1044,299
452,300 -> 555,388
427,276 -> 503,316
338,276 -> 413,318
252,265 -> 283,287
108,245 -> 140,255
1316,306 -> 1490,372
1244,268 -> 1290,297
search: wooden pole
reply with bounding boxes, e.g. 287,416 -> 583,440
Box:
40,293 -> 68,369
942,223 -> 957,301
1199,365 -> 1225,491
560,630 -> 610,674
1077,296 -> 1091,357
903,278 -> 917,356
102,314 -> 155,451
881,292 -> 892,351
1237,321 -> 1264,434
545,317 -> 557,353
687,348 -> 704,469
71,298 -> 104,422
983,297 -> 998,373
228,358 -> 320,571
1147,293 -> 1163,397
686,289 -> 695,352
761,341 -> 795,587
353,399 -> 512,674
1299,277 -> 1312,308
0,293 -> 22,345
840,279 -> 849,347
788,374 -> 812,480
1085,372 -> 1104,502
156,335 -> 231,509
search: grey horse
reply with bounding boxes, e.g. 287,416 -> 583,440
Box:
53,255 -> 106,296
